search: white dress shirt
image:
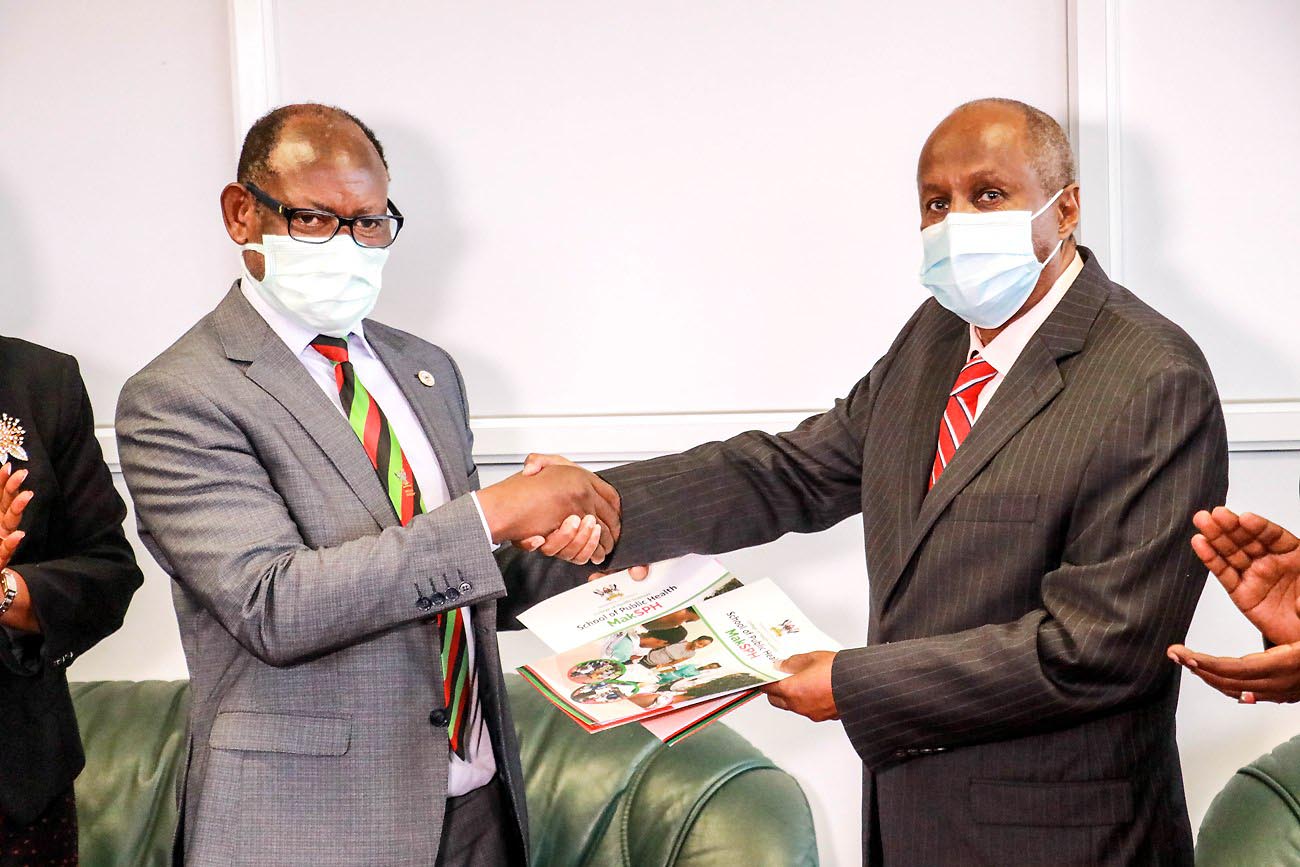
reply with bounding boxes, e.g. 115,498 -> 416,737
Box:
966,249 -> 1084,421
240,271 -> 497,797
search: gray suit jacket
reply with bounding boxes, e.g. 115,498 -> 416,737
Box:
598,249 -> 1228,866
116,285 -> 576,866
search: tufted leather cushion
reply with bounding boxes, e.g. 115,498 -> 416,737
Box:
69,677 -> 818,865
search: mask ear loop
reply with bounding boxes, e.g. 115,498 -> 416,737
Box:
1030,186 -> 1067,220
1030,187 -> 1068,266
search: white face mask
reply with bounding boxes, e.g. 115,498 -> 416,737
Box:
918,188 -> 1065,329
243,234 -> 388,337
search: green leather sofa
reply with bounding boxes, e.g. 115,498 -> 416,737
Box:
1196,732 -> 1300,865
70,677 -> 818,866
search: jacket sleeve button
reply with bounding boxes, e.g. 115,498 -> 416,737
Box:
429,708 -> 449,727
444,587 -> 461,602
459,581 -> 472,594
430,592 -> 447,606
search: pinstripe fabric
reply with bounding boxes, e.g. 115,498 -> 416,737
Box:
598,248 -> 1228,866
113,285 -> 584,866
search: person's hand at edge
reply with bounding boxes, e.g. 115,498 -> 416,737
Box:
1189,507 -> 1300,645
762,650 -> 840,721
0,463 -> 33,572
1168,641 -> 1300,704
587,565 -> 649,583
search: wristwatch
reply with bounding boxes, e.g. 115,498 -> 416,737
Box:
0,568 -> 18,618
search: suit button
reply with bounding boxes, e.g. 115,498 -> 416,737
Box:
416,595 -> 433,611
430,592 -> 447,606
429,708 -> 449,727
444,587 -> 461,603
459,581 -> 472,594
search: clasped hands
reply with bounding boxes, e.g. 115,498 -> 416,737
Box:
478,454 -> 841,721
475,453 -> 620,566
1168,507 -> 1300,704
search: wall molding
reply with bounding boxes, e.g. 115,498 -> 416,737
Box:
94,402 -> 1300,474
1067,0 -> 1124,282
227,0 -> 279,153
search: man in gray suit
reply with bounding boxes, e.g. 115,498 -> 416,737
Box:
537,98 -> 1229,864
116,104 -> 604,866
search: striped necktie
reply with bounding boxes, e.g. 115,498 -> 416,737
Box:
310,335 -> 476,759
929,353 -> 998,489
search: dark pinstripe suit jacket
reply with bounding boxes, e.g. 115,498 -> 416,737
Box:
599,248 -> 1228,866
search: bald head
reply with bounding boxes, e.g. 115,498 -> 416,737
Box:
237,103 -> 389,187
922,98 -> 1074,196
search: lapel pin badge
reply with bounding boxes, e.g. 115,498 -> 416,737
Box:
417,370 -> 436,388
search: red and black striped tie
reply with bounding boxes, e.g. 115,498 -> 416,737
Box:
310,335 -> 476,759
930,353 -> 998,489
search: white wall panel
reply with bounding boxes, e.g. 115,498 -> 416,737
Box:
0,1 -> 236,423
272,0 -> 1068,416
1117,1 -> 1300,401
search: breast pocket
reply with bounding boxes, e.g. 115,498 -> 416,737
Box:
948,492 -> 1039,523
209,711 -> 351,756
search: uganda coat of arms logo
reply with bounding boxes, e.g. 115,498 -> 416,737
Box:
0,414 -> 28,463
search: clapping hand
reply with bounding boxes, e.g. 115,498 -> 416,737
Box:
1168,508 -> 1300,703
0,463 -> 33,571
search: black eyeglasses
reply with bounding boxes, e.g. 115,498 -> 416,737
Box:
244,181 -> 404,248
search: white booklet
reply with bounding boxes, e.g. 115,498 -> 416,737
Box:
517,554 -> 839,743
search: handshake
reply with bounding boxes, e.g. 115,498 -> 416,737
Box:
475,454 -> 620,566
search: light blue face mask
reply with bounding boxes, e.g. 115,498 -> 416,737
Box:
918,188 -> 1065,329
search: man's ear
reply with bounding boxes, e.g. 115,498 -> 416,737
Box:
220,182 -> 259,245
1058,183 -> 1081,239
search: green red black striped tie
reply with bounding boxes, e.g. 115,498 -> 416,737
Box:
311,335 -> 476,759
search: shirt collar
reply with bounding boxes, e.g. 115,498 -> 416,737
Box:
239,265 -> 373,359
970,247 -> 1083,373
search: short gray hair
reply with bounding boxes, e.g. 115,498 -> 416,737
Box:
955,98 -> 1076,194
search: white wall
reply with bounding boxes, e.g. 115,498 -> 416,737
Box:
0,2 -> 236,412
1,3 -> 1297,866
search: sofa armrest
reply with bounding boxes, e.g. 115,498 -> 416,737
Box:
507,675 -> 817,865
1196,732 -> 1300,866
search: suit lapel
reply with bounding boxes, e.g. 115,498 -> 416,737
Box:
878,248 -> 1112,608
899,316 -> 969,553
212,285 -> 399,530
902,338 -> 1063,561
365,325 -> 470,499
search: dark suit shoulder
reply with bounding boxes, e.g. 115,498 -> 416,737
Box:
0,337 -> 84,439
1091,282 -> 1217,383
0,336 -> 78,383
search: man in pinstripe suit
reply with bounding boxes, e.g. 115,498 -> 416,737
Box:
536,99 -> 1229,864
